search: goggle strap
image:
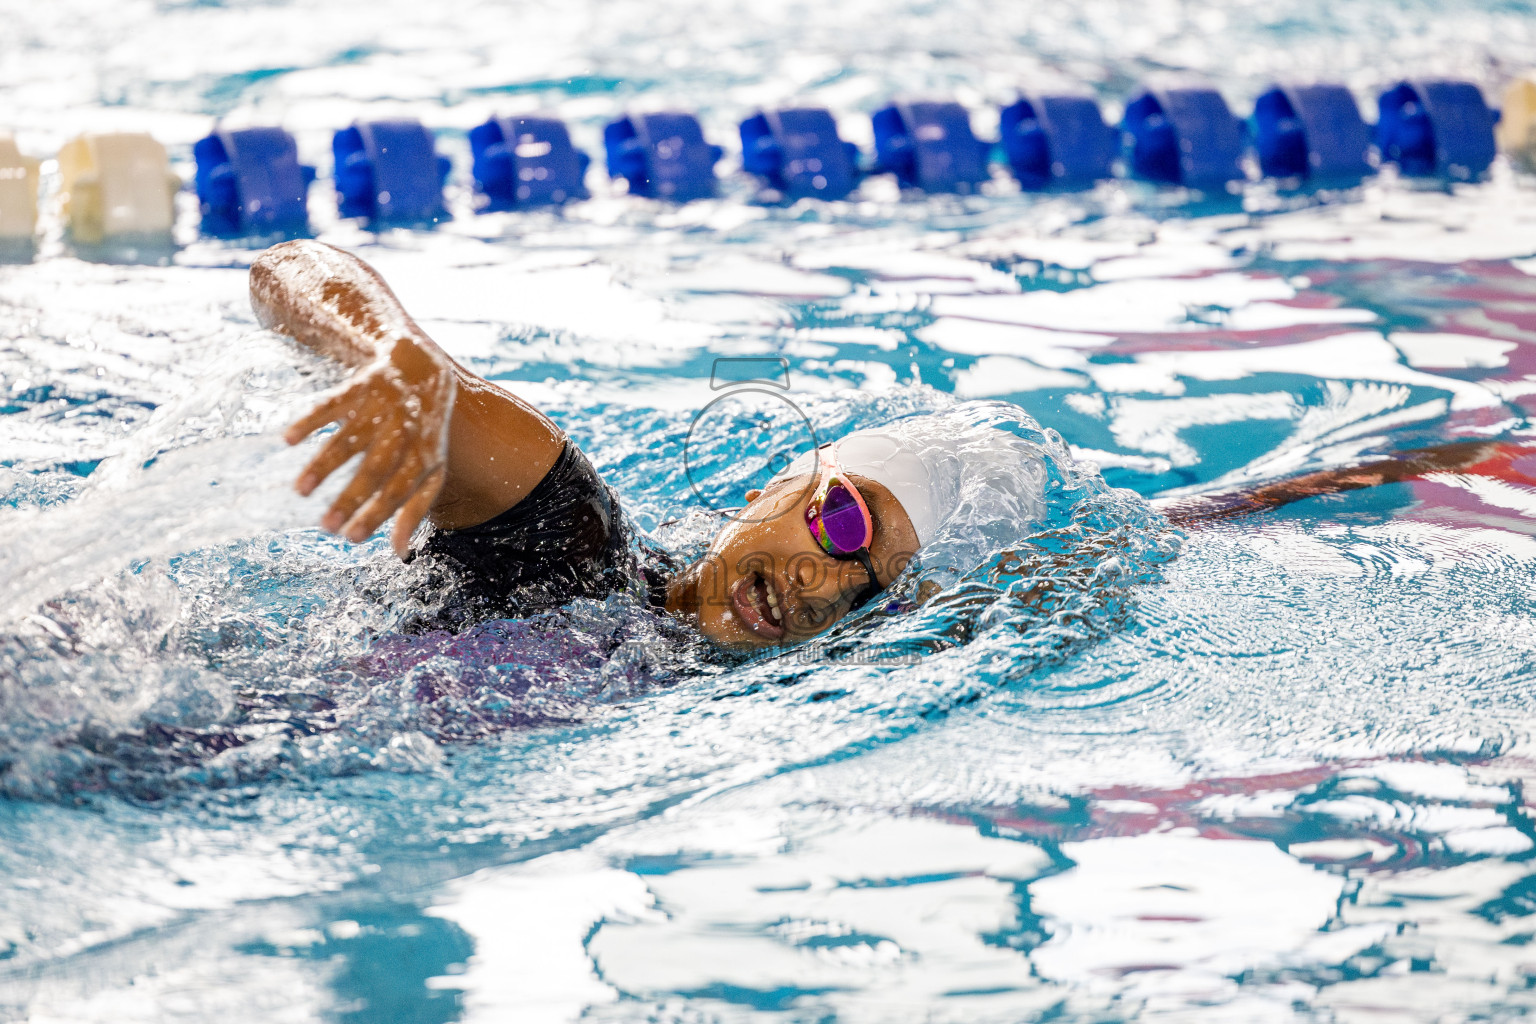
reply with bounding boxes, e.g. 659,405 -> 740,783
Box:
846,548 -> 881,612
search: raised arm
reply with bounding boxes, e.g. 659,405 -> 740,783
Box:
251,240 -> 565,556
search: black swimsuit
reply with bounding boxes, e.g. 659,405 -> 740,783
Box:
411,441 -> 671,629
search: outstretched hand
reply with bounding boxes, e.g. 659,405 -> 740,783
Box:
285,345 -> 455,558
253,240 -> 566,551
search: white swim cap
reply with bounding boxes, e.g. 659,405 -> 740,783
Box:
772,408 -> 1047,549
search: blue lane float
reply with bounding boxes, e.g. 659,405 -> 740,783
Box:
31,69 -> 1536,240
332,120 -> 450,226
1252,83 -> 1373,185
468,115 -> 589,211
999,92 -> 1116,189
1376,80 -> 1498,181
739,107 -> 860,201
1122,84 -> 1245,188
194,127 -> 315,238
603,112 -> 723,201
871,101 -> 990,193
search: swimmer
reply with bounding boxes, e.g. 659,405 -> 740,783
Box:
252,241 -> 1532,650
252,240 -> 928,650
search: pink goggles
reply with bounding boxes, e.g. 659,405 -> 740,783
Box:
804,449 -> 874,557
803,448 -> 882,611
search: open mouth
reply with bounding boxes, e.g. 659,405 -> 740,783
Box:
730,570 -> 786,641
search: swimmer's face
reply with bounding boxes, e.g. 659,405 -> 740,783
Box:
665,473 -> 920,650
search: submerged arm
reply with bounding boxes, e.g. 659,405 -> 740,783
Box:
250,240 -> 565,556
1153,440 -> 1507,528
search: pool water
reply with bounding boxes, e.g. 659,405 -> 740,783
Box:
7,1 -> 1536,1021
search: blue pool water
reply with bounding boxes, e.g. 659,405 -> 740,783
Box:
8,1 -> 1536,1020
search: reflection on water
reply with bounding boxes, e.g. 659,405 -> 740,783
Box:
8,0 -> 1536,1020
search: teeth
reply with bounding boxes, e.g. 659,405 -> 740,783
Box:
763,578 -> 784,624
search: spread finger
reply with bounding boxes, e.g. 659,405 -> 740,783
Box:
344,451 -> 427,543
389,465 -> 446,558
284,379 -> 364,445
296,427 -> 366,495
323,436 -> 404,536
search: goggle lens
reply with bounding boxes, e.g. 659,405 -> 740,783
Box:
816,480 -> 871,555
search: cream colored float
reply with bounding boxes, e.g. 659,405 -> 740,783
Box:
0,136 -> 41,240
1498,76 -> 1536,173
57,133 -> 180,244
